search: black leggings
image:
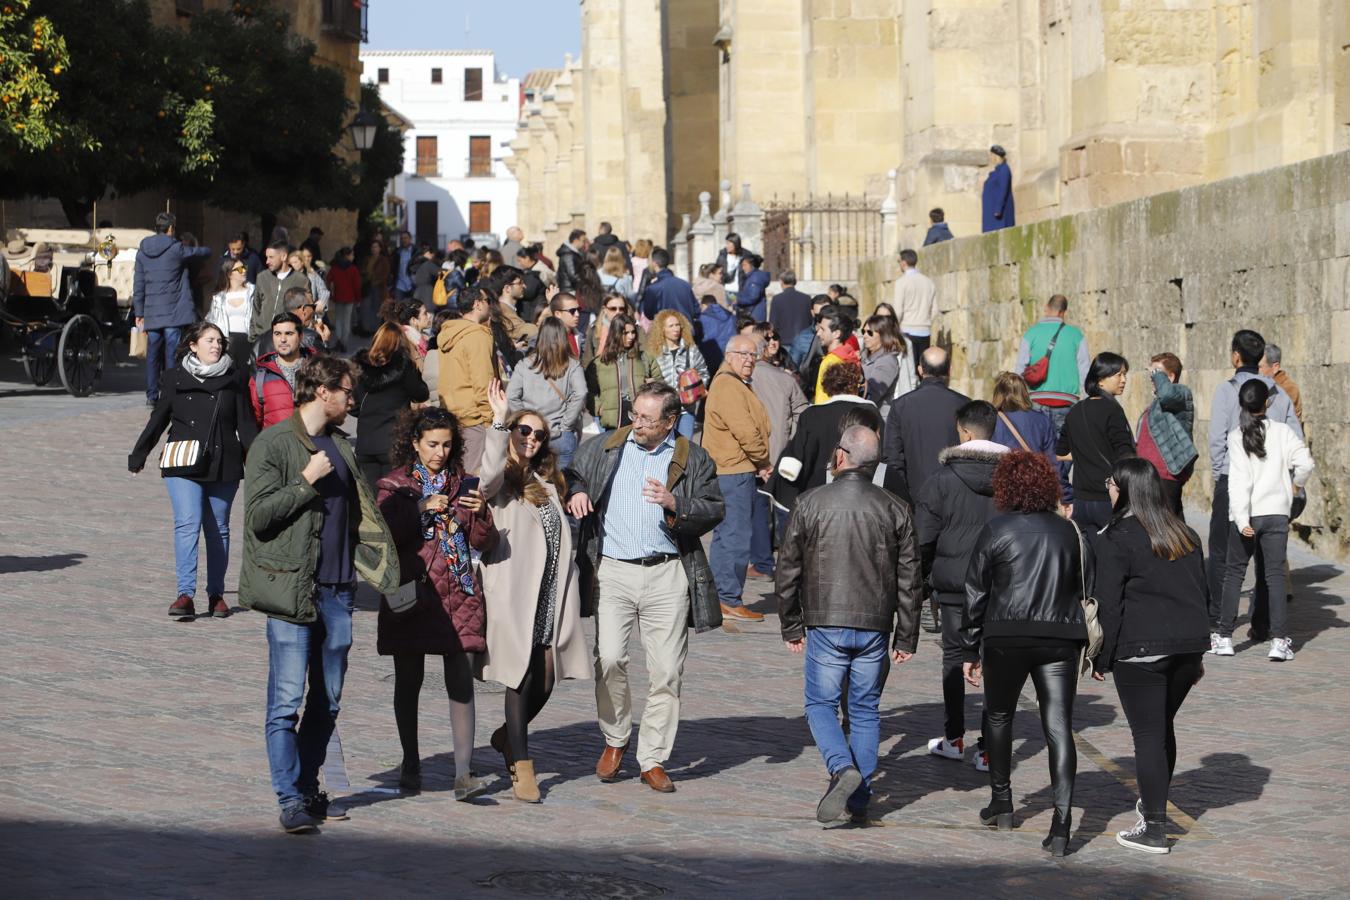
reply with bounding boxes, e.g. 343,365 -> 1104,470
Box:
982,643 -> 1078,818
1113,653 -> 1203,819
505,646 -> 556,760
393,652 -> 474,765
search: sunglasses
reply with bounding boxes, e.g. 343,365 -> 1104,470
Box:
230,266 -> 247,274
863,329 -> 875,336
514,423 -> 548,440
559,306 -> 580,314
605,305 -> 626,313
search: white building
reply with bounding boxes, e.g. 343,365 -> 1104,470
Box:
360,49 -> 520,250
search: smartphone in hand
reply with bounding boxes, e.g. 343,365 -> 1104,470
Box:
455,475 -> 481,498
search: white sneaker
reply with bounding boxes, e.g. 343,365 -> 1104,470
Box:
927,736 -> 965,760
973,749 -> 989,772
1206,632 -> 1221,654
1213,635 -> 1235,656
1268,637 -> 1294,661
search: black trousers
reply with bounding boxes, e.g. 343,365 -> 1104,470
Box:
1208,476 -> 1269,632
939,602 -> 969,741
1113,654 -> 1203,819
982,643 -> 1078,818
904,332 -> 931,360
1219,516 -> 1289,638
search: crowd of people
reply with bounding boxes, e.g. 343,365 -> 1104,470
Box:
126,212 -> 1316,852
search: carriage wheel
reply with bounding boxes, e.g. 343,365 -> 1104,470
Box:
22,328 -> 58,386
58,314 -> 103,397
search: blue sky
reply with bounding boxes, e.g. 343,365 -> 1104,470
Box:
365,0 -> 582,80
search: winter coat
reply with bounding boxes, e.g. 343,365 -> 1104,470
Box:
697,303 -> 737,371
736,268 -> 771,321
768,287 -> 814,348
769,395 -> 875,513
584,351 -> 661,429
251,268 -> 310,341
776,469 -> 923,651
353,349 -> 430,458
506,357 -> 587,439
787,327 -> 819,370
962,510 -> 1091,660
132,234 -> 213,330
703,367 -> 773,475
326,259 -> 362,304
981,160 -> 1015,232
248,349 -> 314,429
437,318 -> 497,427
555,243 -> 584,294
640,269 -> 701,325
591,233 -> 630,270
861,349 -> 900,415
565,426 -> 725,631
1207,369 -> 1303,478
691,274 -> 726,309
883,377 -> 971,502
478,428 -> 591,688
751,361 -> 808,463
1138,371 -> 1197,478
1092,517 -> 1211,672
375,466 -> 498,655
240,413 -> 401,624
992,408 -> 1058,467
923,222 -> 954,246
914,442 -> 1006,602
1227,421 -> 1314,531
652,341 -> 710,408
129,364 -> 258,481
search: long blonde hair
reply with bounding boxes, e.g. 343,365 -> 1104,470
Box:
503,409 -> 566,506
646,309 -> 695,357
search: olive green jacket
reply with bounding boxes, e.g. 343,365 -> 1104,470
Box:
240,413 -> 400,623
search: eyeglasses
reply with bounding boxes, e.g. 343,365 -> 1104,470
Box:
631,413 -> 673,426
605,306 -> 626,313
726,350 -> 756,358
514,423 -> 547,440
329,383 -> 354,397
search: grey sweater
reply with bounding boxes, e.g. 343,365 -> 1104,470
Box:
506,357 -> 587,439
1208,369 -> 1302,478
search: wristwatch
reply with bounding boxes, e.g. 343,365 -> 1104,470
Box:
491,421 -> 510,432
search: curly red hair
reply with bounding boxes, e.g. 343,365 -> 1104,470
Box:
993,450 -> 1061,513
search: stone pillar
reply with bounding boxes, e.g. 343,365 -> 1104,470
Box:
730,183 -> 763,253
798,214 -> 815,283
690,191 -> 717,277
672,213 -> 692,282
880,168 -> 898,258
711,179 -> 732,247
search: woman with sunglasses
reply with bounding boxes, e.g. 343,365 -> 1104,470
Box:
860,315 -> 915,418
585,313 -> 660,432
750,322 -> 795,373
582,293 -> 634,366
207,259 -> 257,367
648,309 -> 709,439
507,317 -> 587,470
478,380 -> 591,802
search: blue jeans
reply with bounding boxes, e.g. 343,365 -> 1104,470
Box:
164,477 -> 238,597
553,430 -> 579,473
145,326 -> 182,403
710,472 -> 756,606
265,584 -> 355,811
804,627 -> 889,811
675,410 -> 696,440
750,488 -> 775,573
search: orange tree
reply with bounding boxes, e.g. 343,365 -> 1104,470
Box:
0,0 -> 72,151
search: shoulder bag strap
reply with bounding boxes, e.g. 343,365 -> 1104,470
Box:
1045,321 -> 1066,353
997,411 -> 1031,451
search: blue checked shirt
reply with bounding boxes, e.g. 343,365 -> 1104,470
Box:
602,430 -> 679,560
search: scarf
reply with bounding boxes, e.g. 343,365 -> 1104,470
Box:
182,353 -> 232,381
412,462 -> 476,598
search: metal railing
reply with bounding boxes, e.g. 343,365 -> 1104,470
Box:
412,157 -> 499,179
762,194 -> 882,284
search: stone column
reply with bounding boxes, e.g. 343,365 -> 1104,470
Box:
880,168 -> 898,257
711,178 -> 732,246
690,190 -> 717,277
730,183 -> 764,253
672,213 -> 692,282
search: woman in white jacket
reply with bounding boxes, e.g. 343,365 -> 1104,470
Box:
205,261 -> 256,367
1215,379 -> 1314,660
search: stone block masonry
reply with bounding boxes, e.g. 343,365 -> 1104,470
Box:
860,149 -> 1350,562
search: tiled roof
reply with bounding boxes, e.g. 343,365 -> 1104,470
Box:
522,69 -> 561,91
361,49 -> 494,57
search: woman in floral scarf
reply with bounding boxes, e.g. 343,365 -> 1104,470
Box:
376,407 -> 498,801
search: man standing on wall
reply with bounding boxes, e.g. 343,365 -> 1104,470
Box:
982,145 -> 1015,233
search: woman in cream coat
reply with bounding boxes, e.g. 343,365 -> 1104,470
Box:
479,379 -> 590,802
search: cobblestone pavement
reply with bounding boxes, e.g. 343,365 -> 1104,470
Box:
2,358 -> 1349,898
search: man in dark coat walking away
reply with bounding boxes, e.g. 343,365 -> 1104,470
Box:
768,269 -> 813,348
555,228 -> 588,294
882,346 -> 971,504
981,146 -> 1015,233
639,247 -> 700,327
914,401 -> 1007,773
133,212 -> 212,406
590,221 -> 630,271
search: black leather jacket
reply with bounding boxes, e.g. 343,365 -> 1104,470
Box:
961,510 -> 1092,659
776,469 -> 923,652
555,243 -> 584,294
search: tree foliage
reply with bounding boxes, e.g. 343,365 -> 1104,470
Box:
0,0 -> 73,151
354,81 -> 405,229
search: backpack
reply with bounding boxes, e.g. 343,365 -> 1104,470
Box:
432,273 -> 449,307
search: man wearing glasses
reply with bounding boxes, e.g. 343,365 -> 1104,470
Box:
241,356 -> 400,833
565,382 -> 725,794
548,290 -> 583,357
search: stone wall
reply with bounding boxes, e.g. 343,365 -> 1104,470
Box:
858,149 -> 1350,560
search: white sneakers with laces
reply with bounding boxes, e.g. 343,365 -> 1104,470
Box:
1211,635 -> 1235,656
1268,637 -> 1294,661
927,736 -> 964,760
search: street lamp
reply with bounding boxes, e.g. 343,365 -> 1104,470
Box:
348,108 -> 379,152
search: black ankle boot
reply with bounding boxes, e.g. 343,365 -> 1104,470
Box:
979,796 -> 1014,831
1042,808 -> 1071,856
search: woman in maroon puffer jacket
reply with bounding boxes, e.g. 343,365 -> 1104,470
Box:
377,407 -> 498,801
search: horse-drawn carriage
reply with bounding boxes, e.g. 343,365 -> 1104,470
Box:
0,228 -> 148,396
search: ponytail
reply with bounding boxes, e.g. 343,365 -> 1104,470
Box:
1236,378 -> 1270,460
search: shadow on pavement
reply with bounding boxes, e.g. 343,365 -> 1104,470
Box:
0,553 -> 88,574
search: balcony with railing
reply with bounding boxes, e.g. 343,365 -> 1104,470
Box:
411,157 -> 501,179
322,0 -> 367,42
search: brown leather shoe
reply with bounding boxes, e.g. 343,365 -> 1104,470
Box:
640,766 -> 676,793
168,594 -> 195,619
209,595 -> 231,618
595,743 -> 628,782
720,602 -> 765,622
746,566 -> 774,580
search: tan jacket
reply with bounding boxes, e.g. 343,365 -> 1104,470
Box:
893,267 -> 937,333
437,318 -> 495,425
500,300 -> 537,343
1273,370 -> 1303,425
703,365 -> 773,475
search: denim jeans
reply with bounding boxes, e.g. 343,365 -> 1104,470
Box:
749,488 -> 775,573
164,477 -> 239,597
675,411 -> 696,440
553,430 -> 579,473
145,326 -> 182,403
710,472 -> 756,606
804,627 -> 889,811
265,583 -> 355,811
